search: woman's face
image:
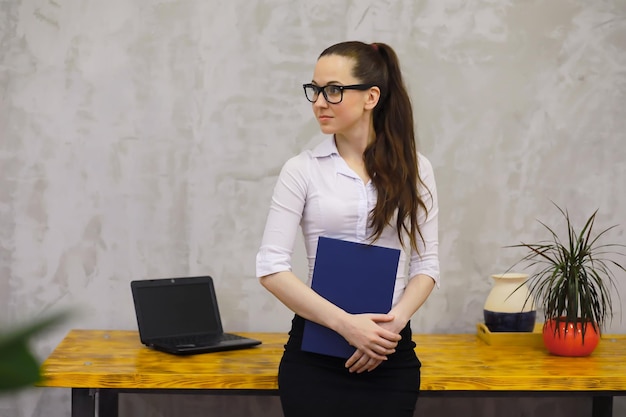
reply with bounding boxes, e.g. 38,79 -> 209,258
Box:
310,54 -> 374,138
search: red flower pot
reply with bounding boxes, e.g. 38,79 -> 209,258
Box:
542,318 -> 600,357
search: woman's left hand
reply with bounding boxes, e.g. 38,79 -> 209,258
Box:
345,315 -> 406,373
345,350 -> 383,373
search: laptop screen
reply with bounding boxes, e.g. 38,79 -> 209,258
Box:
133,279 -> 222,340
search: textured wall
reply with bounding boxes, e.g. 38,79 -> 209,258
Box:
1,0 -> 625,416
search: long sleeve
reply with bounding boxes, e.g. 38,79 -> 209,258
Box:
408,154 -> 440,286
256,154 -> 309,278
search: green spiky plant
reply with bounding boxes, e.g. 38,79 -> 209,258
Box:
508,204 -> 625,342
0,311 -> 69,392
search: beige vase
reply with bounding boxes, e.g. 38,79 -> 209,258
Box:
483,272 -> 536,332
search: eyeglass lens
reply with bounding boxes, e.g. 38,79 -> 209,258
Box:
304,85 -> 343,104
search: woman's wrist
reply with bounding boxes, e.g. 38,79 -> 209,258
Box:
388,308 -> 410,328
329,309 -> 352,335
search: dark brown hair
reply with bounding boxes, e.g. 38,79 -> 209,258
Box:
319,41 -> 429,252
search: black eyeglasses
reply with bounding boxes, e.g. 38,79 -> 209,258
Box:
302,83 -> 375,104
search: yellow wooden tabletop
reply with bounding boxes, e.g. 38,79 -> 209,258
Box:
38,330 -> 626,392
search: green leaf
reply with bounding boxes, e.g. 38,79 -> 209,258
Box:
0,340 -> 41,391
0,311 -> 70,392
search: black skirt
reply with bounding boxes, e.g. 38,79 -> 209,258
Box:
278,315 -> 421,417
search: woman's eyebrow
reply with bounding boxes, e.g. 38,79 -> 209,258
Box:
311,80 -> 343,85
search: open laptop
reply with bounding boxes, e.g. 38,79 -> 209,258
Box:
130,276 -> 261,355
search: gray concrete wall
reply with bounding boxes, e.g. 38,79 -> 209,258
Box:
1,0 -> 625,416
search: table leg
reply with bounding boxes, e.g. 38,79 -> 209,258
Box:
71,388 -> 95,417
592,396 -> 613,417
98,389 -> 119,417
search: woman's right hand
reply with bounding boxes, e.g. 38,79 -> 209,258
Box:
336,313 -> 401,361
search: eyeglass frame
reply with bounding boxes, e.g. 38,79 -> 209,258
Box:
302,83 -> 376,104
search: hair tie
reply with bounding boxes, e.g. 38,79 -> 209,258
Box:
371,43 -> 379,52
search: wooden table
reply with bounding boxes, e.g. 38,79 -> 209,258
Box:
38,330 -> 626,417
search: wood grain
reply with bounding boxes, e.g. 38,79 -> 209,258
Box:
38,330 -> 626,392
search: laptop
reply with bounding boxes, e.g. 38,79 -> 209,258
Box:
130,276 -> 261,355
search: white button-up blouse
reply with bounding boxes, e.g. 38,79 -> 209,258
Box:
256,135 -> 440,306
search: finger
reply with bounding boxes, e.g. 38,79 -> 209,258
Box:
367,313 -> 395,323
363,346 -> 389,361
368,341 -> 395,356
349,353 -> 372,373
366,322 -> 402,342
366,335 -> 398,353
351,360 -> 369,373
365,359 -> 383,372
353,356 -> 382,374
368,337 -> 398,357
377,328 -> 402,342
345,351 -> 363,368
373,336 -> 399,350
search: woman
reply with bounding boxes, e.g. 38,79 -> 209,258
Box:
256,41 -> 439,417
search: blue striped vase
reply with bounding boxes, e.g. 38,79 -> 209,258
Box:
483,273 -> 536,332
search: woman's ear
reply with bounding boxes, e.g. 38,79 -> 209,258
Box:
364,86 -> 381,110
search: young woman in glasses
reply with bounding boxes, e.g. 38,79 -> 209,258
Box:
256,41 -> 439,417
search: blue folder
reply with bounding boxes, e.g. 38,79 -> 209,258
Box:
301,237 -> 401,358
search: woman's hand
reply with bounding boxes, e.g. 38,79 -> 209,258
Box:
344,314 -> 407,373
337,313 -> 401,362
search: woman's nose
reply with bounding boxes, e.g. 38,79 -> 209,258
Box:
313,93 -> 329,107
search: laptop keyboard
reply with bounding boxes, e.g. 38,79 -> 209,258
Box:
221,333 -> 248,341
156,333 -> 246,346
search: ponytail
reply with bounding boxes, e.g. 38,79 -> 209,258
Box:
319,41 -> 428,252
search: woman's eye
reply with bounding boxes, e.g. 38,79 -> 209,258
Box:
326,86 -> 342,95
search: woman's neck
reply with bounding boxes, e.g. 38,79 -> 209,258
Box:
334,119 -> 376,160
334,120 -> 376,183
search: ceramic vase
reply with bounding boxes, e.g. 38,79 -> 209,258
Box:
484,272 -> 536,332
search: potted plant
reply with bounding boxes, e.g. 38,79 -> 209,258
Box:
507,204 -> 625,356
